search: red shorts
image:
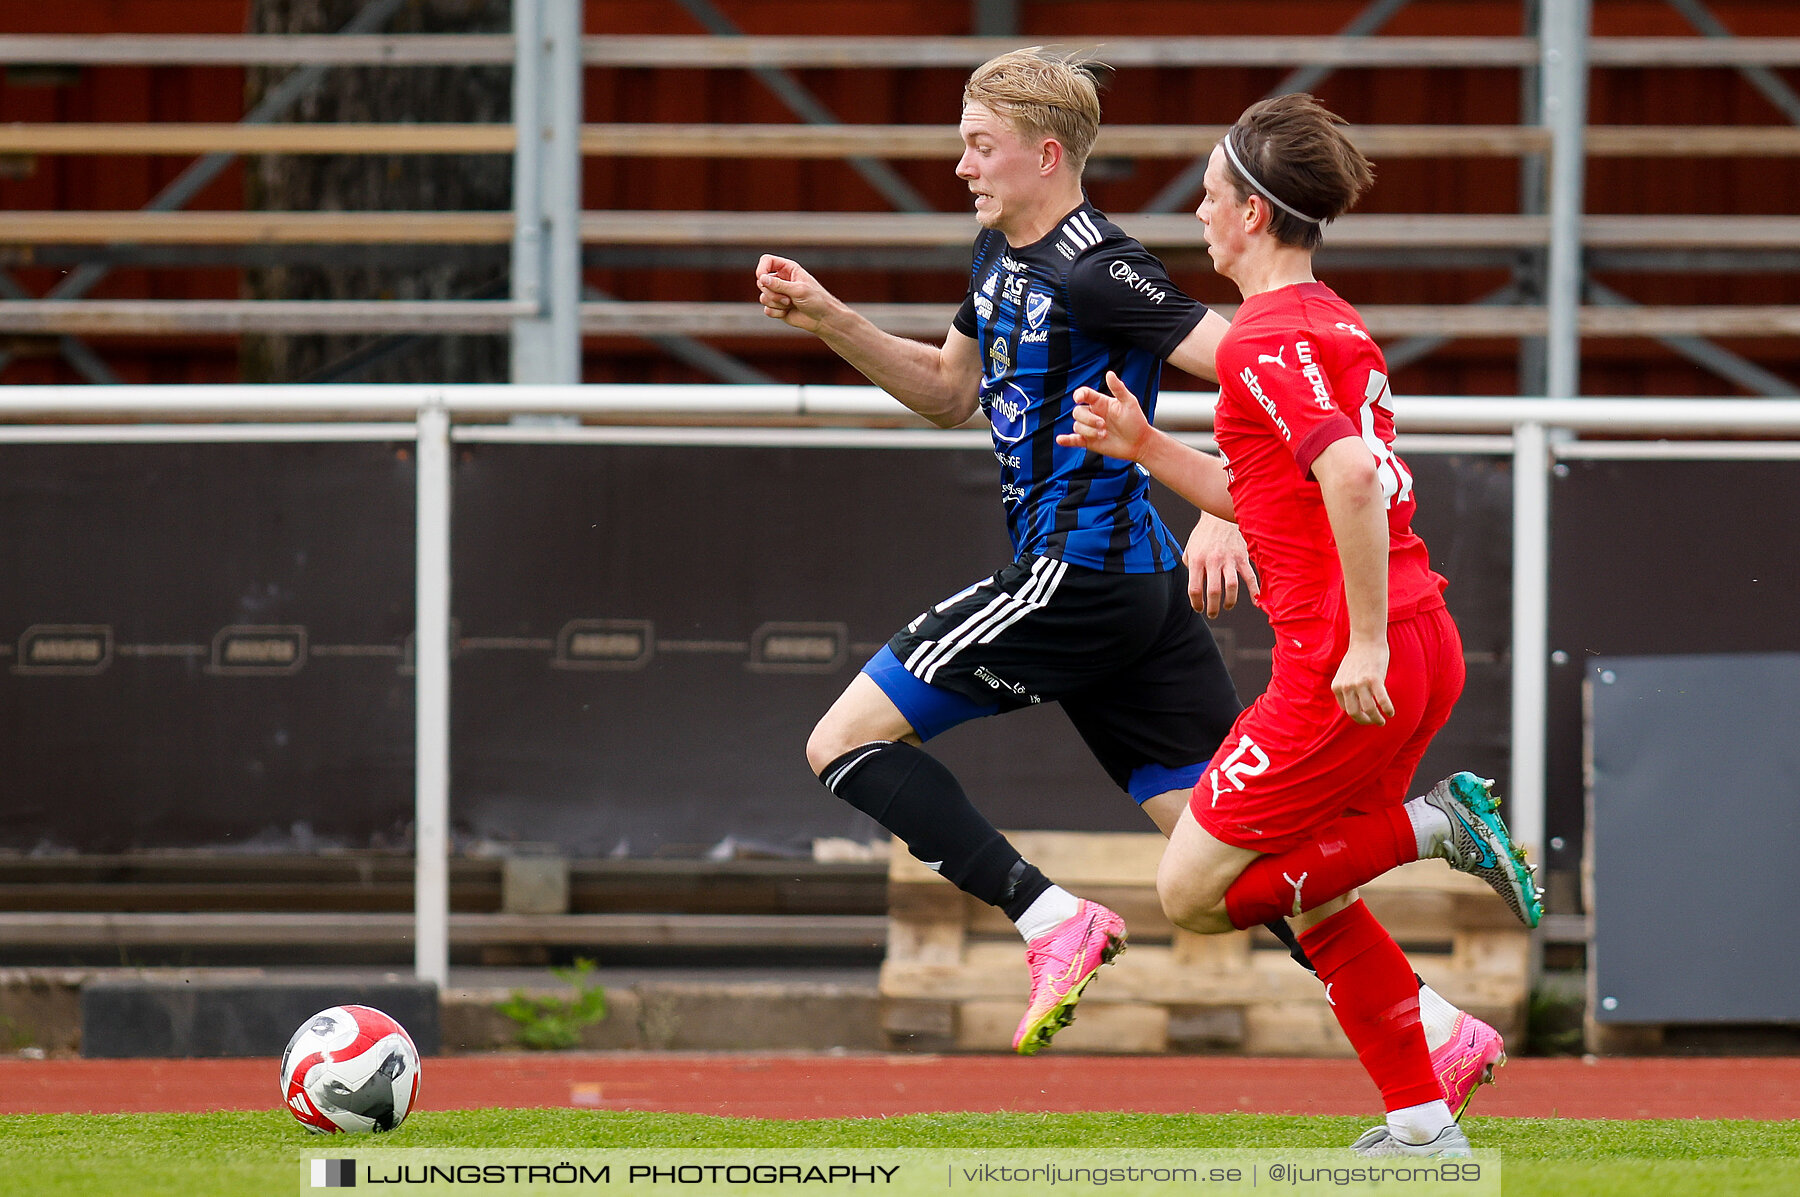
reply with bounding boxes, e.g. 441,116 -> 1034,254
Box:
1192,604 -> 1465,854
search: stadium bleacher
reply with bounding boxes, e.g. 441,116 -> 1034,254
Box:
1,20 -> 1798,378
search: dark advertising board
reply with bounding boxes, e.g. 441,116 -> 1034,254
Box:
0,442 -> 418,853
5,438 -> 1521,857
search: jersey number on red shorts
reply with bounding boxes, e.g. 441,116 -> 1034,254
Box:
1209,734 -> 1271,806
1360,371 -> 1414,508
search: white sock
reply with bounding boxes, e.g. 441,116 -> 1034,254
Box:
1417,983 -> 1462,1054
1015,886 -> 1082,942
1386,1098 -> 1455,1145
1406,797 -> 1454,859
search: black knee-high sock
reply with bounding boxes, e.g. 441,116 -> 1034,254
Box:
1265,917 -> 1424,993
821,741 -> 1051,917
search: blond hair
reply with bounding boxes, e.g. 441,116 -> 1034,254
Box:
962,47 -> 1104,175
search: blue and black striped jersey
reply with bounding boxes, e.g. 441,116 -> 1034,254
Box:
953,200 -> 1207,574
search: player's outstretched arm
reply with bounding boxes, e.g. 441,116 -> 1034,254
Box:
1163,312 -> 1253,614
1058,371 -> 1234,520
1164,310 -> 1230,384
1312,436 -> 1395,726
755,255 -> 980,428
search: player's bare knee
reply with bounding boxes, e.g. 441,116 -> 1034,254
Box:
1156,868 -> 1228,934
809,673 -> 919,778
805,717 -> 853,777
1160,887 -> 1234,935
807,706 -> 902,777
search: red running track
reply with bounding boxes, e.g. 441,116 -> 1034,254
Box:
3,1054 -> 1798,1121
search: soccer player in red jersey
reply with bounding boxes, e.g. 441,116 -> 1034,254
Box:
1059,94 -> 1541,1156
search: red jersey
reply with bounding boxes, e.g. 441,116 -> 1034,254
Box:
1213,282 -> 1445,657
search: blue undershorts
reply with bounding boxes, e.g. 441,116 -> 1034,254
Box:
861,645 -> 1209,805
862,645 -> 1000,741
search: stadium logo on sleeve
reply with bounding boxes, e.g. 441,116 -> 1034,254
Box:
1296,340 -> 1334,410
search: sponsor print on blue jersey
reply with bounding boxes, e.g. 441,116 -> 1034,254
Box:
987,380 -> 1032,445
953,202 -> 1206,574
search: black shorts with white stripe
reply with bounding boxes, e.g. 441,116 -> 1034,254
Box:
885,554 -> 1242,790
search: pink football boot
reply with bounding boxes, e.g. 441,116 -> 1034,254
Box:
1012,899 -> 1127,1055
1435,1011 -> 1507,1118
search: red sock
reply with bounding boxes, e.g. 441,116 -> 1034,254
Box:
1222,806 -> 1416,929
1298,900 -> 1439,1112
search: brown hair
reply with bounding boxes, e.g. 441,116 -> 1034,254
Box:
1220,93 -> 1374,251
963,47 -> 1104,176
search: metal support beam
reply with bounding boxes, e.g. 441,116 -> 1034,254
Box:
1382,282 -> 1522,373
971,0 -> 1019,37
649,0 -> 930,380
1264,0 -> 1416,101
585,286 -> 775,385
50,0 -> 410,301
0,0 -> 409,382
510,0 -> 583,383
673,0 -> 932,213
1542,0 -> 1591,398
1581,0 -> 1800,396
1516,0 -> 1549,395
1666,0 -> 1800,124
1144,0 -> 1413,214
1587,280 -> 1797,396
413,398 -> 452,990
0,272 -> 118,384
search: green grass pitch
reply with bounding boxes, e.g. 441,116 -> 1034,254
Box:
5,1110 -> 1798,1196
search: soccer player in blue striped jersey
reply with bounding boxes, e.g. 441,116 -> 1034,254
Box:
758,50 -> 1488,1075
759,53 -> 1504,1102
758,48 -> 1251,1055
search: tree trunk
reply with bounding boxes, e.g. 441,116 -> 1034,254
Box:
242,0 -> 513,383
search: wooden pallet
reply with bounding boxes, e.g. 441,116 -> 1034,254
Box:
879,832 -> 1529,1054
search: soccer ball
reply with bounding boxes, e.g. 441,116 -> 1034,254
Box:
280,1005 -> 421,1134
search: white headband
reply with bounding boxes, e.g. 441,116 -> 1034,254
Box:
1221,129 -> 1324,226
